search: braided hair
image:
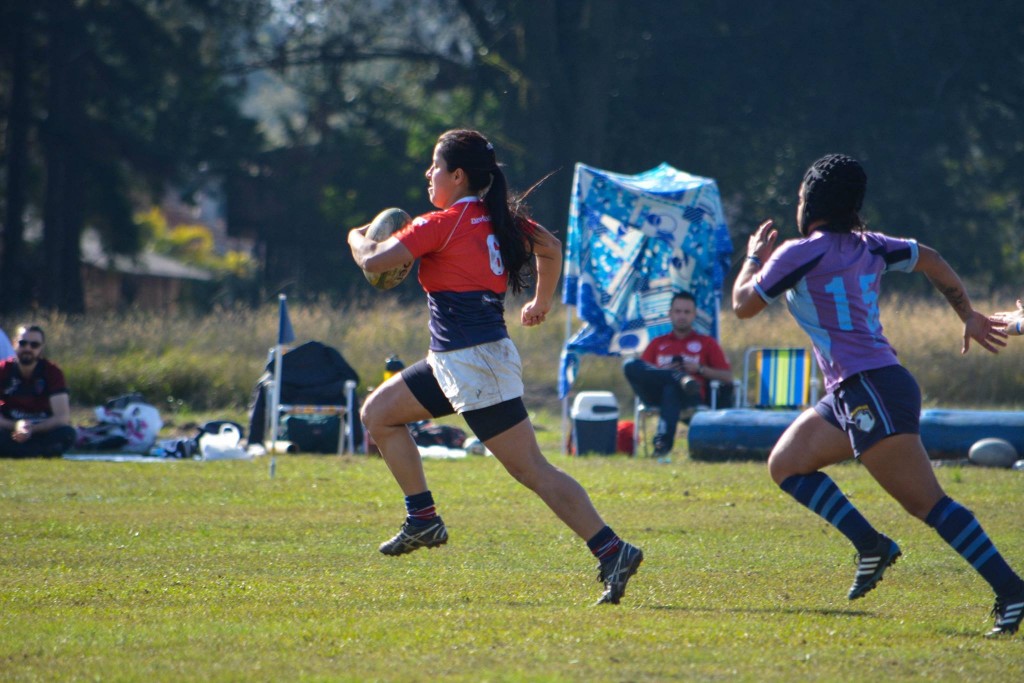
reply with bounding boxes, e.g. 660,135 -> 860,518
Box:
435,129 -> 538,295
799,154 -> 867,236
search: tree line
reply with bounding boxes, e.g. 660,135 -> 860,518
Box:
2,0 -> 1021,313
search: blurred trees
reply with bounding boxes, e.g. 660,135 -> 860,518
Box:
0,0 -> 262,313
223,0 -> 484,296
615,1 -> 1024,292
1,1 -> 1022,313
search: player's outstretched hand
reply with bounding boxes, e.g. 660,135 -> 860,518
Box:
963,310 -> 1008,354
990,298 -> 1024,336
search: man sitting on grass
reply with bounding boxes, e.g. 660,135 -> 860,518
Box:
0,324 -> 76,458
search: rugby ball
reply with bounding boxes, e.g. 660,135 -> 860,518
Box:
967,437 -> 1018,468
362,208 -> 413,290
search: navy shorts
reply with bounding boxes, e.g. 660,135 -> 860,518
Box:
813,364 -> 921,458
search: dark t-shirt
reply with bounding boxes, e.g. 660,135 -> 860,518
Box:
0,358 -> 69,419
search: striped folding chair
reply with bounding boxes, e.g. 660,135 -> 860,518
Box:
741,347 -> 820,409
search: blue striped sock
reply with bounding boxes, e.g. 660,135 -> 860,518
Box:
926,496 -> 1024,597
780,472 -> 880,553
405,490 -> 438,525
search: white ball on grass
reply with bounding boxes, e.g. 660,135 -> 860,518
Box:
967,438 -> 1018,468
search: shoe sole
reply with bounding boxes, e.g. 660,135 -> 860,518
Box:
379,536 -> 448,556
597,549 -> 644,605
848,548 -> 901,600
985,625 -> 1020,637
378,523 -> 449,556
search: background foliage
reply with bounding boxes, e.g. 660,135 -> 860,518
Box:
2,1 -> 1023,311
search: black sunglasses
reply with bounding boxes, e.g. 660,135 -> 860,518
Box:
17,340 -> 42,349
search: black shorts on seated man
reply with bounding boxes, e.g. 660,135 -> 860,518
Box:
623,292 -> 733,457
0,324 -> 77,458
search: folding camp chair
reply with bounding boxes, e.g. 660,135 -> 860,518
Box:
741,347 -> 820,409
272,381 -> 358,454
248,341 -> 362,454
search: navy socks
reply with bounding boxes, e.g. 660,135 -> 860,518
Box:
780,472 -> 880,553
405,490 -> 438,525
587,525 -> 622,561
781,474 -> 1024,599
926,496 -> 1024,597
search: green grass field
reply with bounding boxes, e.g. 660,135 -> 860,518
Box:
3,434 -> 1023,682
3,300 -> 1024,681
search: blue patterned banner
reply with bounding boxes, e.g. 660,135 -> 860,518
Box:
560,163 -> 732,398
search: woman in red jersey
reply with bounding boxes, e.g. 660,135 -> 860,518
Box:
348,129 -> 642,604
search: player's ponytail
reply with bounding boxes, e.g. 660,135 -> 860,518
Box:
437,129 -> 540,295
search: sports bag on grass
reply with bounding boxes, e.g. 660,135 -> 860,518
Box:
75,394 -> 163,452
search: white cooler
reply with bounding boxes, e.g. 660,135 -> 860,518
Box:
571,391 -> 619,455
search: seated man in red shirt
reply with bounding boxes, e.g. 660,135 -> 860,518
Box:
0,324 -> 77,458
624,292 -> 733,458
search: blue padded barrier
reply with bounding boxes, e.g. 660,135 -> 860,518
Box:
688,407 -> 1024,462
919,409 -> 1024,460
687,409 -> 801,462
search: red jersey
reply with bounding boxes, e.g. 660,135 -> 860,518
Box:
641,331 -> 730,395
396,197 -> 507,294
395,197 -> 536,352
0,358 -> 69,419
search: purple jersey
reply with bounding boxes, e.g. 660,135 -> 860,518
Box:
753,230 -> 918,393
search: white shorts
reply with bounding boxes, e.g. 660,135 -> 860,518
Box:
426,338 -> 524,412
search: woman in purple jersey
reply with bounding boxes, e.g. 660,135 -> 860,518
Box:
733,154 -> 1022,636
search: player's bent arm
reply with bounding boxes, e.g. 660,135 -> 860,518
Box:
520,224 -> 561,327
531,224 -> 562,307
732,261 -> 768,319
733,220 -> 777,319
915,243 -> 1007,353
348,228 -> 415,274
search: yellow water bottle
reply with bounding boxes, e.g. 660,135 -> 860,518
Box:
383,355 -> 405,382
